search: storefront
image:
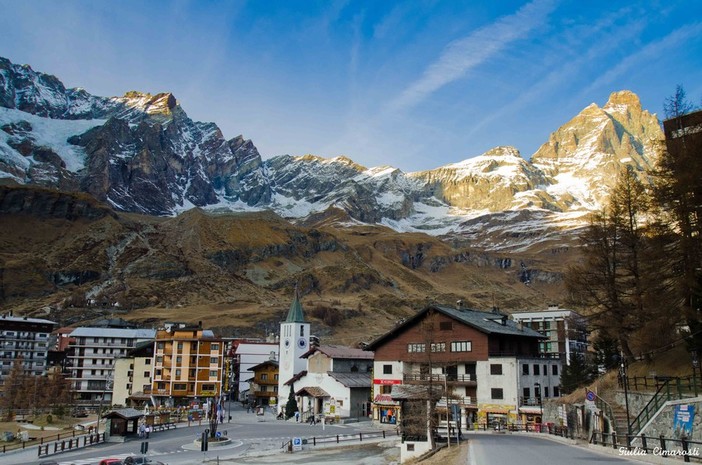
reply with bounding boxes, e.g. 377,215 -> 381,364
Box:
373,394 -> 400,424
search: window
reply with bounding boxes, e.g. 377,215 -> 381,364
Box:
490,364 -> 503,375
300,325 -> 305,337
203,384 -> 215,391
177,342 -> 183,351
407,343 -> 426,353
274,374 -> 279,381
491,388 -> 504,399
145,358 -> 151,365
212,343 -> 219,350
523,387 -> 530,398
209,370 -> 218,377
544,386 -> 550,398
381,385 -> 392,394
450,341 -> 472,352
174,383 -> 187,390
439,321 -> 453,331
431,342 -> 446,352
157,342 -> 165,350
553,386 -> 560,397
176,356 -> 182,365
210,357 -> 218,364
261,373 -> 268,381
175,369 -> 181,378
156,356 -> 163,364
143,371 -> 150,378
383,364 -> 393,375
407,444 -> 415,452
522,364 -> 529,375
533,364 -> 540,375
552,364 -> 558,376
261,386 -> 267,392
155,369 -> 162,376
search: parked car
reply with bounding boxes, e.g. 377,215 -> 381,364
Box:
123,456 -> 164,465
98,459 -> 123,465
71,408 -> 89,418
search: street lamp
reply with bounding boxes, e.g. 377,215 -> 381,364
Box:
534,382 -> 543,431
620,354 -> 631,438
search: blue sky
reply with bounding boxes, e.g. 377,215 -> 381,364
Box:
2,0 -> 701,172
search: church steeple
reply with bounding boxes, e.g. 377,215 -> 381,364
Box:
277,286 -> 310,413
285,287 -> 305,323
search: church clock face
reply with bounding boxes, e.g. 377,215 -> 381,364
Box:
297,337 -> 307,349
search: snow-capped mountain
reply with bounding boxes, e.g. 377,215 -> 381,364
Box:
0,56 -> 663,246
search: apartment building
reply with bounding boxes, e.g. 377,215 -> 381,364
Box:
150,323 -> 224,407
511,306 -> 588,365
112,341 -> 154,408
67,327 -> 156,404
228,339 -> 278,402
0,314 -> 56,388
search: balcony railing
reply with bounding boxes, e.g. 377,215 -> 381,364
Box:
403,373 -> 476,383
519,396 -> 543,407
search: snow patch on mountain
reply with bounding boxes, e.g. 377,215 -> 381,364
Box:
0,106 -> 105,172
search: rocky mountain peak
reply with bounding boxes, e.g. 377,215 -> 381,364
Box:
604,90 -> 642,112
483,146 -> 522,158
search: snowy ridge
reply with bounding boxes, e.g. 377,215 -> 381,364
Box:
0,57 -> 665,250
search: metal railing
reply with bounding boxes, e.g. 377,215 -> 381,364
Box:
591,431 -> 702,463
281,429 -> 400,451
629,378 -> 674,435
625,375 -> 700,397
403,373 -> 475,383
37,432 -> 105,457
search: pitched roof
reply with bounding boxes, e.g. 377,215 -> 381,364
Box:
284,288 -> 305,323
366,304 -> 545,350
103,408 -> 144,419
301,344 -> 374,360
327,371 -> 371,388
296,386 -> 330,398
248,360 -> 279,372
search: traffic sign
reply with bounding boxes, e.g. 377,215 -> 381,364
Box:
292,437 -> 302,452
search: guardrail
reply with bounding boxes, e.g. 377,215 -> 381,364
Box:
591,431 -> 702,463
281,429 -> 400,451
37,432 -> 105,458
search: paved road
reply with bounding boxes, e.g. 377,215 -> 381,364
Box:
466,433 -> 646,465
3,405 -> 398,465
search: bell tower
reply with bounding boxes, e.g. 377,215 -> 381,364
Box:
277,288 -> 310,411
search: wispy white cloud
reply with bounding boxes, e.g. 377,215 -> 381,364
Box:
387,0 -> 557,112
583,22 -> 702,96
462,9 -> 647,153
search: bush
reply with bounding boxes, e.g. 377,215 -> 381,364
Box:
46,414 -> 53,424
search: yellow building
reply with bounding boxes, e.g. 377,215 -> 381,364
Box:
151,323 -> 224,407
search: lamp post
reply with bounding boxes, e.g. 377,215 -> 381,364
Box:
534,382 -> 542,431
620,354 -> 631,438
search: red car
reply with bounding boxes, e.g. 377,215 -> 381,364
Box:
98,459 -> 123,465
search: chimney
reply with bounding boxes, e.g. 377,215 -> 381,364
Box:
456,300 -> 463,309
517,321 -> 524,331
